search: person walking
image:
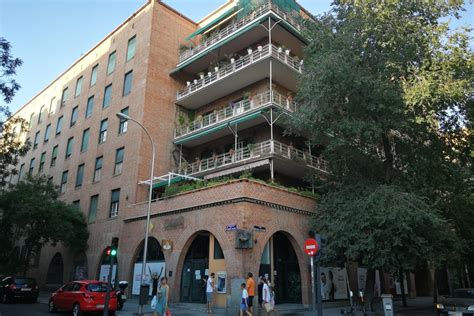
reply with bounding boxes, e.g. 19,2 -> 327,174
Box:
246,273 -> 255,315
153,277 -> 169,316
240,282 -> 252,316
262,277 -> 272,315
206,273 -> 216,314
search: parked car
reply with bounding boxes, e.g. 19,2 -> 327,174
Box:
0,276 -> 39,303
437,288 -> 474,316
48,280 -> 117,316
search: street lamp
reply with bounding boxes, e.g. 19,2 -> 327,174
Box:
116,112 -> 155,315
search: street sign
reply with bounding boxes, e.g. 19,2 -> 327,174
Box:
225,224 -> 237,231
304,238 -> 319,256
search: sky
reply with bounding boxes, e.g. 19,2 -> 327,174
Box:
1,0 -> 473,115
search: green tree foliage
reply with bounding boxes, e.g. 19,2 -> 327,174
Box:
0,176 -> 89,274
290,0 -> 473,300
1,37 -> 23,109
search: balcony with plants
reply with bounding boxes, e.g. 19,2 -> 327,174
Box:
176,1 -> 305,67
176,43 -> 304,108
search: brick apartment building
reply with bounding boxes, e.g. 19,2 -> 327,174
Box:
7,0 -> 431,311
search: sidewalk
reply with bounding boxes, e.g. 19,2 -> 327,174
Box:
38,292 -> 435,316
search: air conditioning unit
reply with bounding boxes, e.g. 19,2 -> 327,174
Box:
235,229 -> 253,249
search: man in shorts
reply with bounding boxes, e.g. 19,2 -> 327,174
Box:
246,272 -> 255,314
206,273 -> 215,314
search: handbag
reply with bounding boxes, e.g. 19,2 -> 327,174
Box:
264,302 -> 274,312
151,295 -> 157,309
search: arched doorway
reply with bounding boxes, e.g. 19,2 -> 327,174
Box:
131,237 -> 165,295
71,252 -> 88,281
259,232 -> 302,303
180,232 -> 226,304
97,248 -> 118,285
46,253 -> 64,286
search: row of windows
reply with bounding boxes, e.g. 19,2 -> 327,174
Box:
30,107 -> 129,153
18,146 -> 125,191
72,188 -> 121,224
27,35 -> 136,130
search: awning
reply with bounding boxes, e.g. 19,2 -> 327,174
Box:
185,7 -> 236,41
152,175 -> 184,190
175,110 -> 264,145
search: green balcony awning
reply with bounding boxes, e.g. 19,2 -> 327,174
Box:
152,176 -> 184,190
185,7 -> 236,41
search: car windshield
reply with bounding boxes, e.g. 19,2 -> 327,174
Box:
15,278 -> 35,285
453,289 -> 474,298
87,283 -> 111,292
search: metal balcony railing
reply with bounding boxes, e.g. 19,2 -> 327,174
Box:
176,43 -> 303,100
175,139 -> 329,176
178,2 -> 304,64
175,90 -> 297,138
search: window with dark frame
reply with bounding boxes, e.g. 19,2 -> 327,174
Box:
33,131 -> 40,149
75,164 -> 85,187
109,189 -> 120,217
103,84 -> 112,108
86,96 -> 94,118
75,76 -> 83,97
39,152 -> 46,173
118,107 -> 129,134
107,51 -> 116,75
88,195 -> 99,223
123,70 -> 133,96
60,170 -> 68,193
114,147 -> 124,176
61,87 -> 69,106
51,145 -> 58,167
94,156 -> 103,182
56,116 -> 63,135
90,64 -> 98,86
81,128 -> 90,152
98,119 -> 108,144
127,36 -> 136,61
65,137 -> 74,159
70,105 -> 79,126
28,158 -> 35,176
44,124 -> 51,142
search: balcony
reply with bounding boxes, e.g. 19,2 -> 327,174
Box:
176,43 -> 303,109
174,90 -> 296,143
175,139 -> 329,178
177,2 -> 304,66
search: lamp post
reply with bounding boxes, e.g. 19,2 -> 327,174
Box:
116,113 -> 155,315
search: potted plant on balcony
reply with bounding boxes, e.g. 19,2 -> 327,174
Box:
179,44 -> 190,54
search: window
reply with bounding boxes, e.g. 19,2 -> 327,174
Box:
118,107 -> 128,134
80,128 -> 90,152
29,113 -> 34,128
56,116 -> 63,135
38,105 -> 45,123
33,131 -> 40,149
44,124 -> 51,143
127,36 -> 136,61
48,176 -> 53,183
107,51 -> 116,75
90,64 -> 98,86
88,195 -> 99,223
86,96 -> 94,118
72,200 -> 80,210
109,189 -> 120,217
49,97 -> 56,114
28,158 -> 35,176
214,238 -> 224,259
51,145 -> 58,166
98,119 -> 108,144
75,164 -> 84,187
114,147 -> 124,176
39,152 -> 46,173
103,84 -> 112,108
123,70 -> 133,96
66,137 -> 74,159
94,156 -> 103,182
61,87 -> 69,106
18,163 -> 25,181
75,76 -> 83,97
70,106 -> 79,126
60,170 -> 68,193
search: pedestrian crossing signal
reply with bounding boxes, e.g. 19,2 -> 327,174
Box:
105,246 -> 117,257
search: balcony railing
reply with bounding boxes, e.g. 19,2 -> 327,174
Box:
176,43 -> 303,101
175,90 -> 297,138
178,2 -> 304,64
175,139 -> 329,176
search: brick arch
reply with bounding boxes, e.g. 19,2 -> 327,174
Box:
250,229 -> 310,305
171,229 -> 229,303
46,252 -> 65,286
127,236 -> 166,286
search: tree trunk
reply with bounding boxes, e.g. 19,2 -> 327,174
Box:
399,268 -> 407,307
379,268 -> 386,295
433,268 -> 439,304
364,268 -> 376,311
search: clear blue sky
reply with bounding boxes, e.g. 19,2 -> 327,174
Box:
1,0 -> 472,114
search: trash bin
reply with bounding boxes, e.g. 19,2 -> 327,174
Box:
139,284 -> 150,305
381,294 -> 394,316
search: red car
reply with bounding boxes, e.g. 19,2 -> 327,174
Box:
48,280 -> 117,316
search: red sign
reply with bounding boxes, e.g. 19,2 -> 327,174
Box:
304,238 -> 319,256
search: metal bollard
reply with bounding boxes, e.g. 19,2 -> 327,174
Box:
381,294 -> 394,316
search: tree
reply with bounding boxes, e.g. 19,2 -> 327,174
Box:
0,37 -> 27,187
290,0 -> 473,306
0,176 -> 89,274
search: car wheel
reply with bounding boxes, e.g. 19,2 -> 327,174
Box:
72,303 -> 82,316
48,300 -> 57,313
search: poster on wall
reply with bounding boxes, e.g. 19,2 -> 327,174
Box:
99,265 -> 117,284
216,271 -> 226,293
132,261 -> 166,295
319,267 -> 348,300
357,268 -> 381,297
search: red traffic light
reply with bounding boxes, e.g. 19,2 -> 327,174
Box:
105,246 -> 111,256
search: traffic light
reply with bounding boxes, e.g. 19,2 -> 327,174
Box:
105,246 -> 112,256
110,237 -> 119,257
